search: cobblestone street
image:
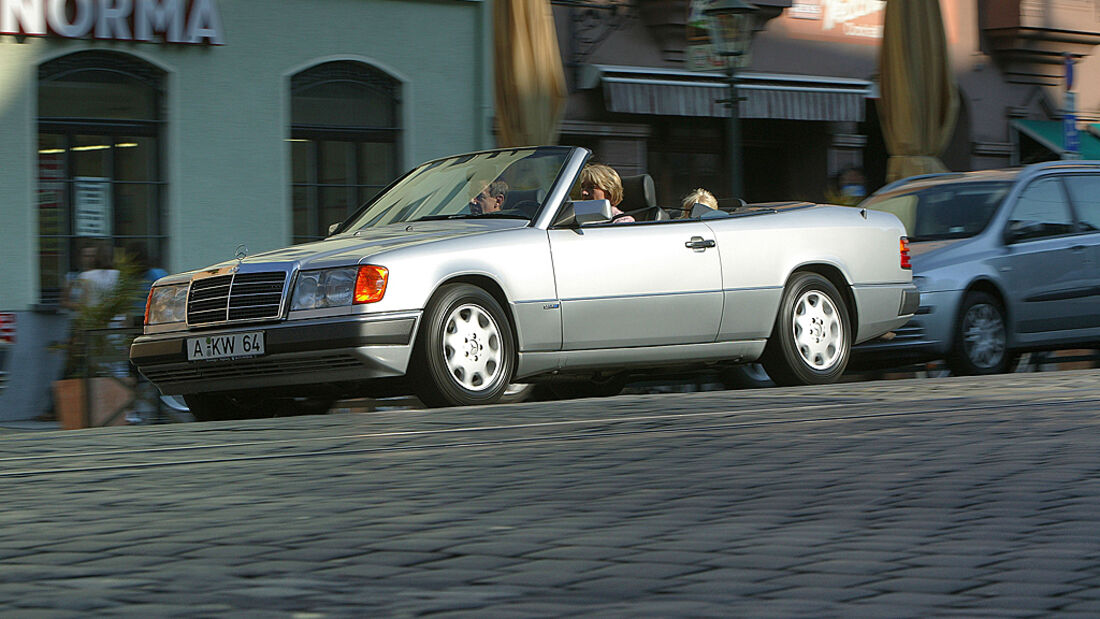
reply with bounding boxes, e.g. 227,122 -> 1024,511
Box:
3,370 -> 1100,616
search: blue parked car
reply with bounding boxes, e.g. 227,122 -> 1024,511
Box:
853,161 -> 1100,374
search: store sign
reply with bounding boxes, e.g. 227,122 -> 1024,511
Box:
74,177 -> 112,237
0,0 -> 225,45
786,0 -> 885,41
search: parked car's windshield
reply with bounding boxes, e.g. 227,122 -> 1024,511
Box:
861,181 -> 1011,241
340,147 -> 571,231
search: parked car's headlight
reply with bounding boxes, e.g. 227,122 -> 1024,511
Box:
292,266 -> 388,310
146,285 -> 189,325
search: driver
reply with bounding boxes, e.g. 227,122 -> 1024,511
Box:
579,163 -> 634,224
470,179 -> 508,215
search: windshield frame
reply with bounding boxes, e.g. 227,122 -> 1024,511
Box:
331,146 -> 582,235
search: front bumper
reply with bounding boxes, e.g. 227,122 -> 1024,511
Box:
130,313 -> 420,395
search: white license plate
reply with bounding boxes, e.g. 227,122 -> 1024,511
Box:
187,332 -> 265,361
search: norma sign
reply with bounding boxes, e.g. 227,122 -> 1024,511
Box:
0,0 -> 225,45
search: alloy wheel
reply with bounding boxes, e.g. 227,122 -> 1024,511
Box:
441,303 -> 504,391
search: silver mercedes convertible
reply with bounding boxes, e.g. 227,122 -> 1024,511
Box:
131,146 -> 917,420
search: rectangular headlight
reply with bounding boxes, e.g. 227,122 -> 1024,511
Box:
147,285 -> 189,325
291,267 -> 358,311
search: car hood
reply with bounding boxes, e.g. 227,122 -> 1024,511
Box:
209,220 -> 528,272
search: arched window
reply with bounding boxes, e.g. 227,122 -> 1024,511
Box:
38,51 -> 165,305
290,61 -> 401,244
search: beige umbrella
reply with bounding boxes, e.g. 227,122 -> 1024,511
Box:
493,0 -> 568,147
879,0 -> 959,183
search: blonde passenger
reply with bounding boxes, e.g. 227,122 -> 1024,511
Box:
681,188 -> 718,218
579,163 -> 634,224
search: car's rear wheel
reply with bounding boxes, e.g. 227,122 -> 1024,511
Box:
762,272 -> 851,386
947,291 -> 1014,375
412,284 -> 515,407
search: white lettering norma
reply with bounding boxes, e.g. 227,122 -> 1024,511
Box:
1,0 -> 225,44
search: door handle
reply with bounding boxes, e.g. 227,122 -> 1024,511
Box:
685,236 -> 716,250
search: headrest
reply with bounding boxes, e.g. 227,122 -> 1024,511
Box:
618,174 -> 656,213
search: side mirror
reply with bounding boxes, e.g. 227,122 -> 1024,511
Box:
552,199 -> 613,228
327,222 -> 342,236
1005,219 -> 1042,243
572,199 -> 613,226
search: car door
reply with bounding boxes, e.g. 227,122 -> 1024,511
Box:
993,176 -> 1090,339
547,220 -> 723,350
1060,174 -> 1100,333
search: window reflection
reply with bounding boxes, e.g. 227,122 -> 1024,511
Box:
37,51 -> 164,305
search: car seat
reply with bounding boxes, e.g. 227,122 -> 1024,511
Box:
619,174 -> 668,221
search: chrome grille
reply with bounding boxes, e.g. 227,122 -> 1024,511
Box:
187,271 -> 287,325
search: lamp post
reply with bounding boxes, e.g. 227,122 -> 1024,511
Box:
703,0 -> 758,201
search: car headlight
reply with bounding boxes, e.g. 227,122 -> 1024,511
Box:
291,266 -> 388,310
146,285 -> 189,325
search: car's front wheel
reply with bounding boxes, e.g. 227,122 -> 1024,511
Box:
762,272 -> 851,386
946,291 -> 1014,375
412,284 -> 515,407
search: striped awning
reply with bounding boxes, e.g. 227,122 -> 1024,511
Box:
579,65 -> 873,122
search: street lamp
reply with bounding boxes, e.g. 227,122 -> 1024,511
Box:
703,0 -> 758,201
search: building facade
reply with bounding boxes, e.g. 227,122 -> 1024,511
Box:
553,0 -> 1100,206
0,0 -> 494,312
0,0 -> 493,418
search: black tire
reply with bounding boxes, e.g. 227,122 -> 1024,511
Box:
762,272 -> 852,386
946,291 -> 1014,375
411,284 -> 515,407
183,392 -> 272,422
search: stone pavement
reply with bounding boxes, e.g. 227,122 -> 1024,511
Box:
2,370 -> 1100,616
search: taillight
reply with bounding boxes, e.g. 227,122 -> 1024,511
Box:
900,236 -> 911,270
354,265 -> 388,304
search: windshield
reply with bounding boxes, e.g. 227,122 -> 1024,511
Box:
339,147 -> 571,232
861,181 -> 1011,241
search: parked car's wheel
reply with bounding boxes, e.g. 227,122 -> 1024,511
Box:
762,272 -> 851,386
183,392 -> 271,422
946,291 -> 1014,375
412,284 -> 515,407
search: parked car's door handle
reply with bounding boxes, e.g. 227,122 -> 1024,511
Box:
1071,245 -> 1087,253
685,236 -> 716,250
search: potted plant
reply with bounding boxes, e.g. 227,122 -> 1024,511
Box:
52,251 -> 144,429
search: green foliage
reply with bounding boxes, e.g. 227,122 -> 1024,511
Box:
61,252 -> 146,379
